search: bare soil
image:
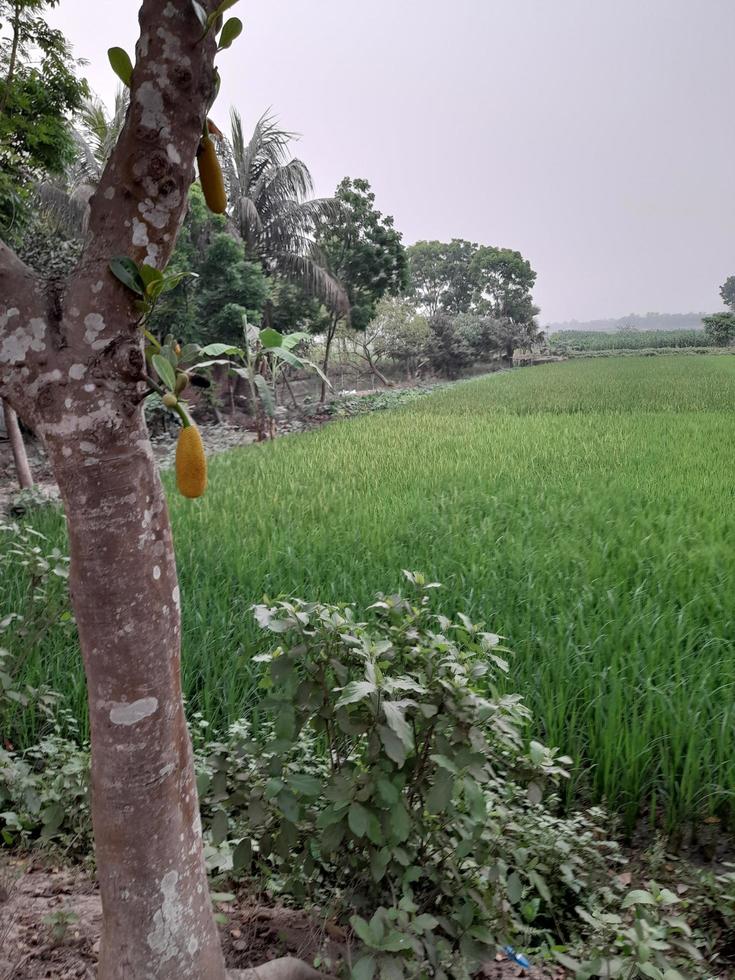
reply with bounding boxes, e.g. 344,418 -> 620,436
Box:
0,856 -> 562,979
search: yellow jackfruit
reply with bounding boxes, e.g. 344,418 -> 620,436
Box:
197,136 -> 227,215
175,424 -> 207,499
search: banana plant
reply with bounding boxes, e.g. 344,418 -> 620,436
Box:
194,317 -> 330,440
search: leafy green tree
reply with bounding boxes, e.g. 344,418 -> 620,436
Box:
469,247 -> 539,362
357,295 -> 429,381
265,276 -> 330,335
316,177 -> 408,397
407,238 -> 478,316
453,312 -> 502,361
425,312 -> 474,378
720,275 -> 735,313
148,185 -> 269,346
703,312 -> 735,347
0,0 -> 88,235
470,246 -> 538,321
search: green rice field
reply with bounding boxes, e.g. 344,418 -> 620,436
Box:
7,355 -> 735,832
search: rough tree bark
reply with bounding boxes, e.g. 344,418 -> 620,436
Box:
0,4 -> 322,978
2,398 -> 33,488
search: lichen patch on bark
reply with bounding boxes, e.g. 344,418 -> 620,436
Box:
109,697 -> 159,726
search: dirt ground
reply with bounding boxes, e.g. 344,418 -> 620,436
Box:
0,423 -> 260,516
0,388 -> 367,515
0,856 -> 563,979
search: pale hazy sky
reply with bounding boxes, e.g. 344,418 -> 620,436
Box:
49,0 -> 735,324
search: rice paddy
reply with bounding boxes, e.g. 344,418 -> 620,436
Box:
7,355 -> 735,832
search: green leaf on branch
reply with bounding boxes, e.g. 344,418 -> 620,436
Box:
335,680 -> 376,708
382,701 -> 414,751
109,256 -> 145,295
621,889 -> 657,908
217,17 -> 243,50
139,264 -> 165,299
108,47 -> 133,87
426,769 -> 454,815
152,355 -> 176,392
287,773 -> 323,797
232,837 -> 252,872
351,955 -> 376,980
506,871 -> 523,905
378,724 -> 406,767
348,802 -> 370,838
210,809 -> 228,846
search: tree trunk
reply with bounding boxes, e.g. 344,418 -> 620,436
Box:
3,398 -> 33,489
228,371 -> 236,416
0,3 -> 330,977
320,316 -> 338,403
43,409 -> 226,980
364,351 -> 391,387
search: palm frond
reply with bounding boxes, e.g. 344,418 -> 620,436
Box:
271,248 -> 349,315
33,181 -> 91,238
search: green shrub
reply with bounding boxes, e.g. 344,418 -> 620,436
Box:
0,724 -> 90,851
194,576 -> 615,977
1,568 -> 731,976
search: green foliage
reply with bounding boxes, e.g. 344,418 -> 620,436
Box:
360,296 -> 430,379
194,579 -> 620,978
0,725 -> 90,850
224,109 -> 345,312
266,277 -> 330,336
407,239 -> 478,317
0,518 -> 73,743
7,357 -> 735,832
469,247 -> 538,330
407,240 -> 538,328
147,186 -> 269,345
550,329 -> 711,352
702,312 -> 735,347
406,240 -> 540,364
561,880 -> 712,979
194,321 -> 327,438
425,313 -> 474,378
43,907 -> 80,943
316,177 -> 408,332
189,581 -> 727,978
0,0 -> 88,236
321,384 -> 449,420
721,275 -> 735,313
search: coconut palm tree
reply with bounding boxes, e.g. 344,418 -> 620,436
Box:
35,88 -> 129,237
223,109 -> 347,316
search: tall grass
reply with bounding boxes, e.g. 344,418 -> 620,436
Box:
5,356 -> 735,832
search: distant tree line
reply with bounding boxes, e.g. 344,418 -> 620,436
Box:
546,312 -> 708,334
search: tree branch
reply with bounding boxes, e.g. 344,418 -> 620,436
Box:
0,240 -> 48,409
62,0 -> 220,355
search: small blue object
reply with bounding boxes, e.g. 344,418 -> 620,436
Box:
503,946 -> 531,969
